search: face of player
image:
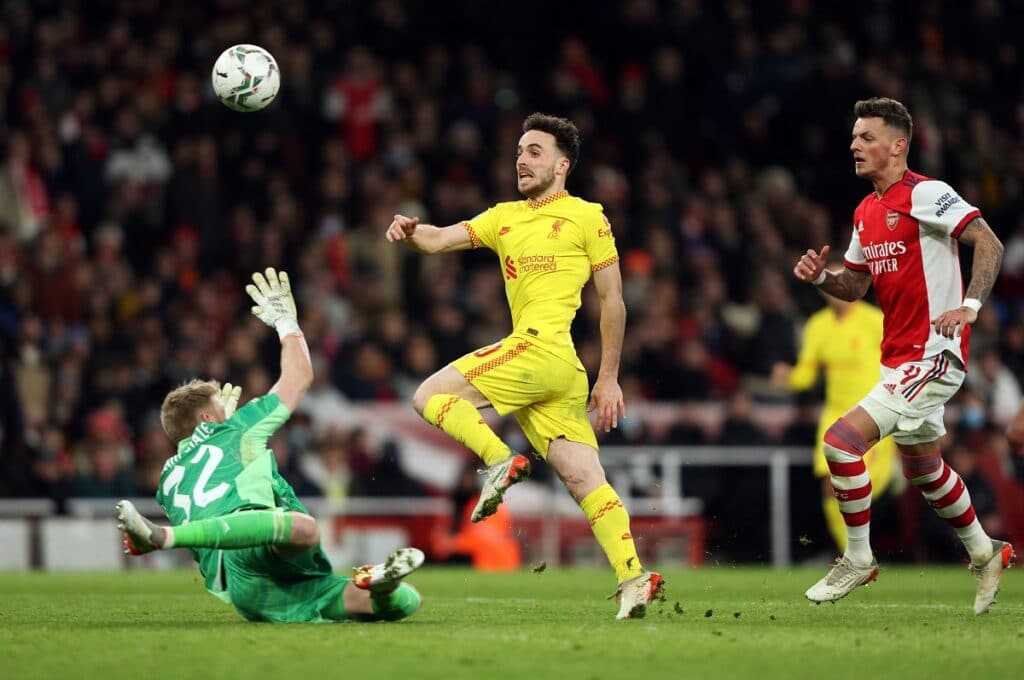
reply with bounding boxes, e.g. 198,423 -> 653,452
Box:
850,117 -> 904,181
516,130 -> 568,199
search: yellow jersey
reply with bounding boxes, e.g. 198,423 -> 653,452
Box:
462,190 -> 618,366
788,300 -> 884,412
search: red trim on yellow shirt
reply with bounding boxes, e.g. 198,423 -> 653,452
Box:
462,221 -> 481,249
527,190 -> 569,210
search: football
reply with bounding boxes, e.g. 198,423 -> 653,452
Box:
211,44 -> 280,112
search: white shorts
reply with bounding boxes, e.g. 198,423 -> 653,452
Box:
859,352 -> 965,446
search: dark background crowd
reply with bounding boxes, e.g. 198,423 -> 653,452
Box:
1,0 -> 1023,563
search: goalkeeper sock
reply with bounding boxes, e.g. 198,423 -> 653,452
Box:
167,509 -> 293,549
423,394 -> 512,466
580,483 -> 643,584
370,583 -> 422,621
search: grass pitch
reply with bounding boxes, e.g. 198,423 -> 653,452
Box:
1,566 -> 1022,679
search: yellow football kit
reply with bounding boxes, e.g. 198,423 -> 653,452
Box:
789,300 -> 897,550
452,190 -> 618,457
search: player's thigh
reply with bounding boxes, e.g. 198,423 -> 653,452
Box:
514,366 -> 596,458
449,339 -> 561,415
860,352 -> 964,445
225,545 -> 345,622
412,364 -> 490,413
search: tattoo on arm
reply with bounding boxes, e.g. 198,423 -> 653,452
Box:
818,268 -> 872,301
958,217 -> 1004,303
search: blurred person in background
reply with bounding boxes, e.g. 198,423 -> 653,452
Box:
431,459 -> 522,571
772,280 -> 897,553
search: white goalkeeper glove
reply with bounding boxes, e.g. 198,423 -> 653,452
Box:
245,267 -> 302,339
219,382 -> 242,418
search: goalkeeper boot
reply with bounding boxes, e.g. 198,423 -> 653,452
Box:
805,555 -> 879,603
612,571 -> 665,620
471,454 -> 531,523
971,539 -> 1015,615
353,548 -> 425,593
116,500 -> 166,555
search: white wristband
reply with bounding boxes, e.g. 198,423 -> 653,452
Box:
811,270 -> 827,286
961,298 -> 982,313
275,318 -> 303,340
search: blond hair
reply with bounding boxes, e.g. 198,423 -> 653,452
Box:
160,379 -> 220,444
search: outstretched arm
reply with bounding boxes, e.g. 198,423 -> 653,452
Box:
793,244 -> 872,301
589,262 -> 626,432
385,214 -> 475,254
246,268 -> 313,411
932,217 -> 1004,338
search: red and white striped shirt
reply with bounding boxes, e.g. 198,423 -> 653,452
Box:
844,170 -> 980,368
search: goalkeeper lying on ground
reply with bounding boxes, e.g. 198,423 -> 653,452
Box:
117,268 -> 423,623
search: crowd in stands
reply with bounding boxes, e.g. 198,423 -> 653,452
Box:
1,0 -> 1022,561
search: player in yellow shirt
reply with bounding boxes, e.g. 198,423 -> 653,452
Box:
385,113 -> 662,619
772,288 -> 897,551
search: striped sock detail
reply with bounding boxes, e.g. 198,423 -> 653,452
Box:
823,418 -> 874,563
433,396 -> 460,428
906,457 -> 977,528
904,453 -> 992,561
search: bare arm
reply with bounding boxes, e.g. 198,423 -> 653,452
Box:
932,217 -> 1004,338
589,262 -> 626,432
270,333 -> 313,411
793,244 -> 872,301
385,214 -> 474,254
957,217 -> 1004,303
817,268 -> 873,301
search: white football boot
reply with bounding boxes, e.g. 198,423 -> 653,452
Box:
612,571 -> 665,620
353,548 -> 426,593
971,540 -> 1015,615
805,555 -> 879,604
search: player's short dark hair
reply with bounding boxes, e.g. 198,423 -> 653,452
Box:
854,97 -> 913,142
522,112 -> 581,173
161,379 -> 220,444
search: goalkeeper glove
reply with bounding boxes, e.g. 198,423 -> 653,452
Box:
245,267 -> 302,339
220,382 -> 241,418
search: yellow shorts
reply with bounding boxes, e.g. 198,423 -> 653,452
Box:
813,407 -> 897,498
451,335 -> 597,458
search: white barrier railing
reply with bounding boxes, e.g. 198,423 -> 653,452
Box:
0,446 -> 812,569
598,446 -> 813,568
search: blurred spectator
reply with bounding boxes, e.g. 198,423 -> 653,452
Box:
431,459 -> 522,571
350,439 -> 427,497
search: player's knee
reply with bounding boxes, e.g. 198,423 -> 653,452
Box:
289,513 -> 319,548
899,446 -> 942,479
411,382 -> 436,416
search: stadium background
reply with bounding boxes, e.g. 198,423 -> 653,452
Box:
1,0 -> 1023,568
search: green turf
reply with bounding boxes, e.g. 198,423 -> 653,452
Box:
1,566 -> 1022,679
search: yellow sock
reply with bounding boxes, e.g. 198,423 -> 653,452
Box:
423,394 -> 511,466
823,495 -> 847,553
579,483 -> 642,583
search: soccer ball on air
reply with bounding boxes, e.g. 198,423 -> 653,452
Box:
211,44 -> 280,112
